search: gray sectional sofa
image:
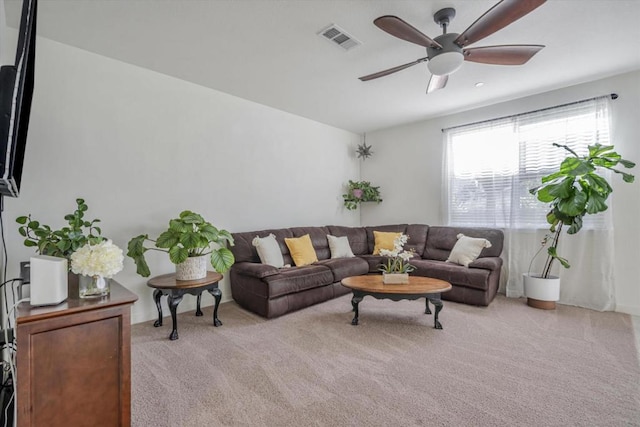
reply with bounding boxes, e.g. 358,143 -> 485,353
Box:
229,224 -> 504,318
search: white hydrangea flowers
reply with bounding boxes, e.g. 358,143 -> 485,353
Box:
71,239 -> 124,278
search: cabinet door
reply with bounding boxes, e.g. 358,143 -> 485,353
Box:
18,306 -> 131,427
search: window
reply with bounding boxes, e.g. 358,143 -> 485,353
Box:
443,96 -> 611,229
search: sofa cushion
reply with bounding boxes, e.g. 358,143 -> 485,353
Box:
424,226 -> 504,261
446,234 -> 492,267
262,265 -> 334,298
316,257 -> 369,282
411,259 -> 491,291
327,235 -> 355,259
358,254 -> 389,273
327,226 -> 368,255
405,224 -> 429,257
252,233 -> 285,268
231,261 -> 280,279
231,228 -> 293,264
290,226 -> 331,260
468,257 -> 502,270
285,234 -> 318,266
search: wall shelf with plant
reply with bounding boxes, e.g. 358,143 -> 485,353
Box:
342,180 -> 383,210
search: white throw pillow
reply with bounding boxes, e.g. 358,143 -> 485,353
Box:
252,233 -> 285,268
327,235 -> 355,259
446,233 -> 492,267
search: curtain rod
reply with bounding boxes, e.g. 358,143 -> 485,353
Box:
441,93 -> 618,132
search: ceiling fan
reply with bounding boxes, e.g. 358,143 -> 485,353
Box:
359,0 -> 546,93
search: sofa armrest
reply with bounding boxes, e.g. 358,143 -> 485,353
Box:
468,257 -> 502,271
232,262 -> 279,279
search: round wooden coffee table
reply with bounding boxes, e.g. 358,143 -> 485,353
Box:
147,271 -> 223,340
341,275 -> 452,329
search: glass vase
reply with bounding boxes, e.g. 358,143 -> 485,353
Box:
79,275 -> 110,298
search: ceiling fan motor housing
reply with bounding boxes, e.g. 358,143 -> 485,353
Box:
427,33 -> 464,75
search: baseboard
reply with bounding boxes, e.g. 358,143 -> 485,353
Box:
615,304 -> 640,316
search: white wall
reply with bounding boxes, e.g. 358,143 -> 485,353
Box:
2,38 -> 361,323
362,71 -> 640,315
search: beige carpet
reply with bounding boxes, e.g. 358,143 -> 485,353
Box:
131,294 -> 640,426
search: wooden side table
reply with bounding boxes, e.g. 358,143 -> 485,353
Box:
147,271 -> 223,340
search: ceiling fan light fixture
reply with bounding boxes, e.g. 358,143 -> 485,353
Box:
427,51 -> 464,76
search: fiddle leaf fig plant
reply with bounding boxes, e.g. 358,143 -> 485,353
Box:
342,180 -> 383,210
530,143 -> 635,278
127,210 -> 235,277
16,198 -> 104,259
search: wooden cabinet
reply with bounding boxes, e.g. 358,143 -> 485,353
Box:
16,281 -> 138,427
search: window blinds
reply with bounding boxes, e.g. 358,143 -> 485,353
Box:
443,96 -> 611,229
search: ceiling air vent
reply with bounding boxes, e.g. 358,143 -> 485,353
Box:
318,24 -> 361,51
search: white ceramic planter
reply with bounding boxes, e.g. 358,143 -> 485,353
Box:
383,273 -> 409,284
523,273 -> 560,309
176,255 -> 208,280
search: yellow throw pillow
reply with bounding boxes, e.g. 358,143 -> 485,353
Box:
284,234 -> 318,266
373,231 -> 401,255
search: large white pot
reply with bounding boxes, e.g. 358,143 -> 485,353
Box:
523,273 -> 560,309
176,255 -> 208,281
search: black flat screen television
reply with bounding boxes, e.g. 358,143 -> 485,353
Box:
0,0 -> 37,197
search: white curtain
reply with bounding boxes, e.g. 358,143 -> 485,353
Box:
443,96 -> 616,311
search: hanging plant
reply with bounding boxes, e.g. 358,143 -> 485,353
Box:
342,180 -> 382,210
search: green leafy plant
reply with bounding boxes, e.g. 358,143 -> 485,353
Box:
342,180 -> 382,210
530,143 -> 635,278
127,210 -> 235,277
16,198 -> 104,259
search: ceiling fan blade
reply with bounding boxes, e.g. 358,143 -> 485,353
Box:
359,57 -> 428,81
463,45 -> 544,65
427,74 -> 448,93
374,16 -> 443,49
454,0 -> 546,47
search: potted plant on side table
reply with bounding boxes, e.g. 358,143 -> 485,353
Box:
127,210 -> 235,280
526,143 -> 635,309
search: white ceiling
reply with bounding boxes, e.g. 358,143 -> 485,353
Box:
4,0 -> 640,133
